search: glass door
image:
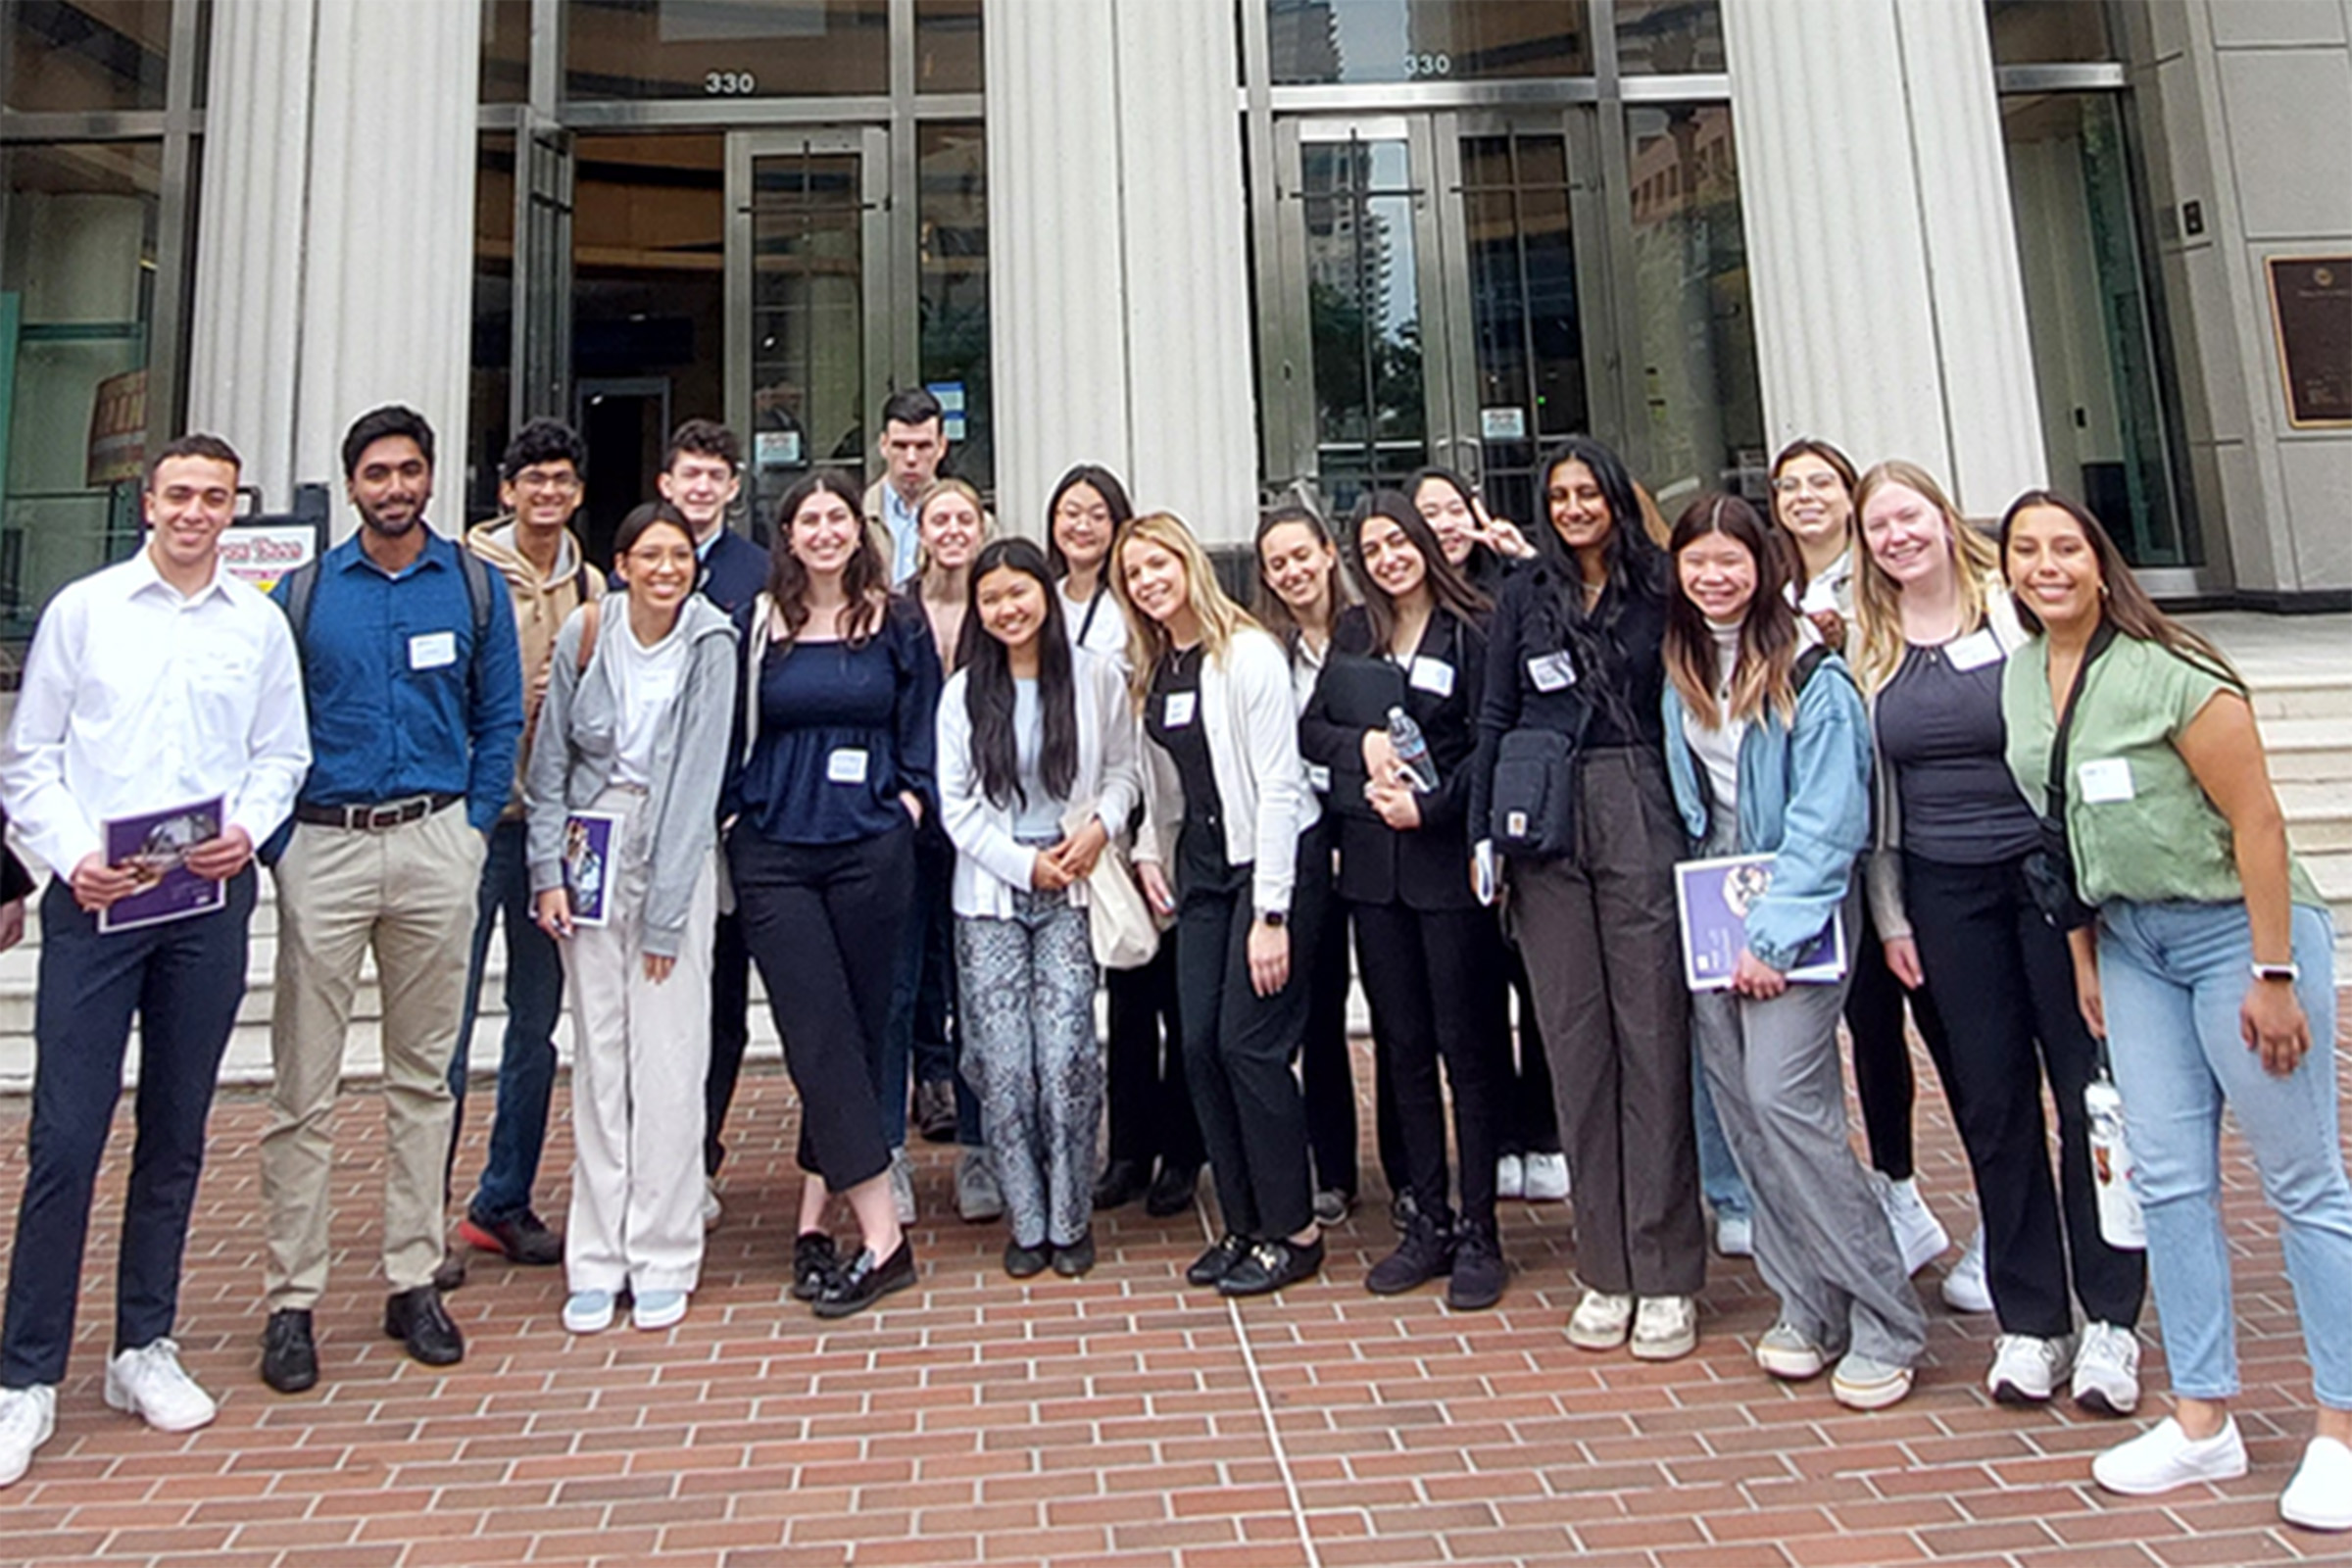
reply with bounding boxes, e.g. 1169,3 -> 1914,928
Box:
726,128 -> 891,531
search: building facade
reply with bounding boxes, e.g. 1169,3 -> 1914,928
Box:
0,0 -> 2344,663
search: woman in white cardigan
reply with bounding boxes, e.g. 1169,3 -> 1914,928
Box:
938,539 -> 1139,1278
1115,512 -> 1329,1298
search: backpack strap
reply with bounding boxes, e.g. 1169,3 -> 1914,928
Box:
455,545 -> 494,647
279,559 -> 322,649
740,592 -> 773,769
1792,642 -> 1831,694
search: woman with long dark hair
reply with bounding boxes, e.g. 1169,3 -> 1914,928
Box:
1660,492 -> 1925,1409
723,469 -> 941,1318
1998,494 -> 2349,1528
937,538 -> 1138,1279
1301,492 -> 1507,1307
1470,436 -> 1705,1359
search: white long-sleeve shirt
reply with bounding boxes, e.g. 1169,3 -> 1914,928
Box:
1,549 -> 312,878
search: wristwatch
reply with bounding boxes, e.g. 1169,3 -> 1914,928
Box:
1257,909 -> 1287,929
2251,960 -> 2300,984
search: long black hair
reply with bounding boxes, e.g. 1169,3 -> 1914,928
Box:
1662,492 -> 1801,729
1528,435 -> 1669,732
1346,490 -> 1489,656
1044,464 -> 1136,579
962,537 -> 1080,811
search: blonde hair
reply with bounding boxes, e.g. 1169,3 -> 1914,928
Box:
913,477 -> 989,578
1849,461 -> 2002,693
1109,512 -> 1262,707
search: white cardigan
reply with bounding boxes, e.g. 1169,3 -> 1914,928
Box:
937,647 -> 1142,920
1134,625 -> 1322,918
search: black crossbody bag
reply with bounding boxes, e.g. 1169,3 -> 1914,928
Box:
2021,621 -> 2116,932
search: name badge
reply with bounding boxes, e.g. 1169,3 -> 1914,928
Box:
1162,691 -> 1198,728
1408,657 -> 1456,698
1944,629 -> 2003,671
2077,758 -> 2134,804
1527,651 -> 1577,693
826,747 -> 870,785
409,631 -> 458,670
1305,762 -> 1332,794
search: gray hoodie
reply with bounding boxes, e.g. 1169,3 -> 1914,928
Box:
526,593 -> 739,957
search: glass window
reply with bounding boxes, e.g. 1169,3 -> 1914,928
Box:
1986,0 -> 2113,65
6,0 -> 172,113
0,141 -> 163,642
2001,92 -> 2189,565
919,122 -> 990,496
565,0 -> 888,102
1299,136 -> 1428,510
1616,0 -> 1723,75
482,0 -> 530,104
469,133 -> 516,523
1269,0 -> 1592,86
1623,104 -> 1765,509
915,0 -> 982,93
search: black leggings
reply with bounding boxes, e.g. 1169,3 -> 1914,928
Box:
1104,947 -> 1200,1170
1844,896 -> 1946,1181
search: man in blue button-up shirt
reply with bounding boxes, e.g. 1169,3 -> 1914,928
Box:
256,406 -> 524,1396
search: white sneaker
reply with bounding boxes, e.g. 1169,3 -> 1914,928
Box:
1987,1333 -> 2071,1404
701,1181 -> 722,1233
631,1290 -> 688,1332
1630,1296 -> 1697,1361
1495,1154 -> 1525,1200
1831,1351 -> 1915,1410
889,1147 -> 917,1225
0,1385 -> 57,1489
1878,1176 -> 1949,1276
1566,1289 -> 1634,1350
1755,1322 -> 1827,1381
563,1289 -> 615,1334
1713,1208 -> 1754,1258
1521,1152 -> 1570,1202
2071,1322 -> 2141,1417
1941,1228 -> 1993,1313
2092,1416 -> 2247,1496
2281,1436 -> 2352,1531
103,1339 -> 218,1433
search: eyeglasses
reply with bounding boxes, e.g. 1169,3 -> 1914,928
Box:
1773,472 -> 1844,496
514,468 -> 581,493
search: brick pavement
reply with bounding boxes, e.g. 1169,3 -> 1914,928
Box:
3,1024 -> 2351,1568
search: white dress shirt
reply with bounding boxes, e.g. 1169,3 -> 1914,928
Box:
1,549 -> 312,879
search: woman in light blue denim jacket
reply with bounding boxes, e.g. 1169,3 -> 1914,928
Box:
1658,493 -> 1927,1410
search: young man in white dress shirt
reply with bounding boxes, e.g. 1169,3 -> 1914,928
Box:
0,434 -> 312,1488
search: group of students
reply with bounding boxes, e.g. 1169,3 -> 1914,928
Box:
0,403 -> 2344,1532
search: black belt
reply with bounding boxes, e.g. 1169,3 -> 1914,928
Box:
294,793 -> 464,831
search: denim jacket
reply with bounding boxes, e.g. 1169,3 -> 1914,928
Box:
1662,653 -> 1873,972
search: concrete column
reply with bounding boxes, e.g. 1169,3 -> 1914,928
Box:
189,0 -> 480,531
985,0 -> 1256,543
1724,0 -> 2045,514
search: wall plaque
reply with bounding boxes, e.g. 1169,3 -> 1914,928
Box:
2267,257 -> 2351,429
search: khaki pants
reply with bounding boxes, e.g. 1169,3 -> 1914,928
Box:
262,806 -> 485,1309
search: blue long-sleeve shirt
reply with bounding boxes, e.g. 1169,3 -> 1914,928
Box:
274,529 -> 524,832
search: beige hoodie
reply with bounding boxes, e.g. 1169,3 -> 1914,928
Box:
466,517 -> 605,819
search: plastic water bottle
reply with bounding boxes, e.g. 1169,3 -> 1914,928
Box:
1388,706 -> 1437,794
2084,1073 -> 2146,1250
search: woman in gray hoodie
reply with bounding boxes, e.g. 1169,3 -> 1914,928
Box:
527,502 -> 739,1336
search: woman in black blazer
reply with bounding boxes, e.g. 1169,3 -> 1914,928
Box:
1301,493 -> 1506,1309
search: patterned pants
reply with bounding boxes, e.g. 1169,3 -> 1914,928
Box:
956,889 -> 1102,1249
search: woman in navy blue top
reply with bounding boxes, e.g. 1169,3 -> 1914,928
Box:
723,469 -> 942,1318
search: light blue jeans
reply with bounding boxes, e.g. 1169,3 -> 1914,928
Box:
2099,899 -> 2351,1408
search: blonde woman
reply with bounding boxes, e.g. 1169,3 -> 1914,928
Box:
1851,462 -> 2146,1412
1115,514 -> 1328,1297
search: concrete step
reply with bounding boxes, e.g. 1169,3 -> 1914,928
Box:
2306,850 -> 2352,972
2249,674 -> 2352,725
2278,781 -> 2352,854
2260,716 -> 2352,783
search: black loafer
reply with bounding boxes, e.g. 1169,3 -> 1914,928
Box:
1093,1159 -> 1150,1211
1218,1235 -> 1326,1298
261,1308 -> 318,1394
431,1248 -> 468,1294
1145,1163 -> 1200,1218
1185,1233 -> 1250,1288
1004,1239 -> 1053,1278
811,1239 -> 917,1318
791,1232 -> 842,1301
383,1286 -> 466,1366
1051,1232 -> 1096,1277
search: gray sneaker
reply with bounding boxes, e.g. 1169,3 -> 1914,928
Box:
889,1147 -> 917,1225
956,1147 -> 1004,1223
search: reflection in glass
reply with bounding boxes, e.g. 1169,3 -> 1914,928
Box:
919,123 -> 991,494
0,142 -> 163,643
482,0 -> 530,105
1985,0 -> 2112,65
1457,132 -> 1584,530
2002,92 -> 2187,566
1616,0 -> 1724,74
746,145 -> 866,527
1624,104 -> 1764,511
566,0 -> 888,100
1301,138 -> 1426,514
1269,0 -> 1590,86
915,0 -> 983,93
6,0 -> 171,113
469,133 -> 517,522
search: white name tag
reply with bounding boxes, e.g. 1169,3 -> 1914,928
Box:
826,747 -> 869,785
409,631 -> 457,670
1305,762 -> 1332,794
1409,657 -> 1456,698
2077,758 -> 2134,804
1527,651 -> 1577,693
1162,691 -> 1197,728
1944,629 -> 2003,671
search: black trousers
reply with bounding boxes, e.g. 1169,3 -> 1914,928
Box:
1380,937 -> 1551,1195
1299,828 -> 1356,1200
727,825 -> 912,1192
1175,840 -> 1331,1242
1104,946 -> 1200,1171
2,872 -> 255,1388
1843,896 -> 1948,1182
1354,902 -> 1505,1229
703,905 -> 754,1177
1904,851 -> 2144,1335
